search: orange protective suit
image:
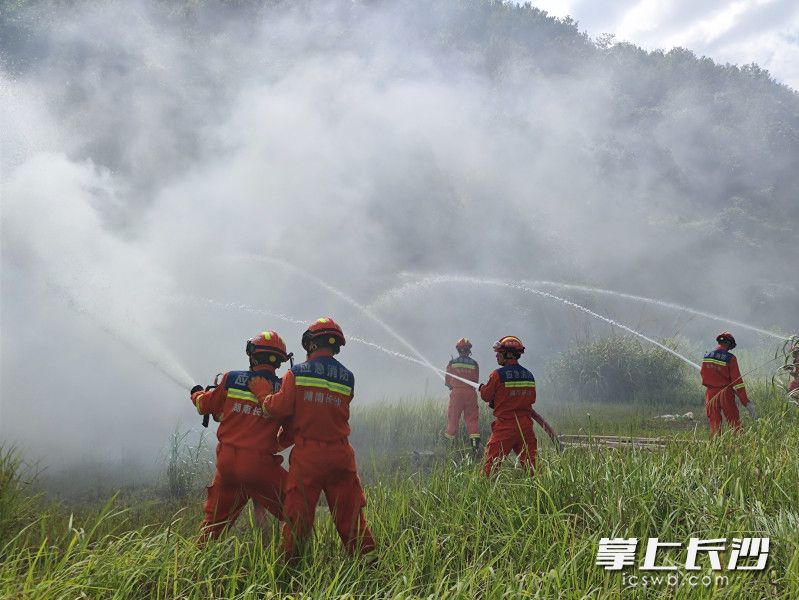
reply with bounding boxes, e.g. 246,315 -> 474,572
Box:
789,349 -> 799,399
444,355 -> 480,439
479,359 -> 537,476
256,349 -> 375,558
191,364 -> 291,540
700,346 -> 750,435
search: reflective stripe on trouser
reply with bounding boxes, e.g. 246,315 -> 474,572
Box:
483,416 -> 536,477
446,390 -> 480,437
282,440 -> 375,557
705,387 -> 740,435
201,445 -> 287,540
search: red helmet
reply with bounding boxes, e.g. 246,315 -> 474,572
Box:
716,332 -> 737,350
455,337 -> 472,352
246,330 -> 289,363
302,317 -> 346,352
493,335 -> 525,355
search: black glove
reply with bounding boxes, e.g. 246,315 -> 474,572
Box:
190,384 -> 203,396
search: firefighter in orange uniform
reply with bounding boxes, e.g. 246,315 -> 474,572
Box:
189,331 -> 293,540
479,336 -> 537,476
788,344 -> 799,401
249,318 -> 375,559
444,338 -> 481,451
700,332 -> 757,435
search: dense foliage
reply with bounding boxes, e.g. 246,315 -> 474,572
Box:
546,336 -> 696,405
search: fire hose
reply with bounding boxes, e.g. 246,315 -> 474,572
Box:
201,373 -> 223,428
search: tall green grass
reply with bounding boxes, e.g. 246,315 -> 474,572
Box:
545,336 -> 697,407
1,385 -> 797,598
164,428 -> 213,502
0,447 -> 38,547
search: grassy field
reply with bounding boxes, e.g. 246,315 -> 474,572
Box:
2,382 -> 798,598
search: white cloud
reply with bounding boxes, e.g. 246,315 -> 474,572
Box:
528,0 -> 799,89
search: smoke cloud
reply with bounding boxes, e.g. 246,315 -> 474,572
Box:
2,0 -> 796,467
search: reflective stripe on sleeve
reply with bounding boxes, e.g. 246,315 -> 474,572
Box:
504,381 -> 536,388
295,376 -> 353,396
227,388 -> 259,404
703,358 -> 728,366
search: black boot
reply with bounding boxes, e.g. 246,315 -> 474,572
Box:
469,435 -> 481,458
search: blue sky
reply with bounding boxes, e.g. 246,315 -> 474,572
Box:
526,0 -> 799,90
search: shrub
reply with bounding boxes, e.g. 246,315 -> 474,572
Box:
546,336 -> 696,406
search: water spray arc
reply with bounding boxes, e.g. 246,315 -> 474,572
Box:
370,275 -> 701,370
379,275 -> 788,341
54,282 -> 196,390
528,281 -> 789,341
178,295 -> 479,387
246,255 -> 445,380
180,295 -> 560,443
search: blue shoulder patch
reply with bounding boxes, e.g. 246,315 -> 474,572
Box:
451,356 -> 476,368
498,364 -> 535,382
225,370 -> 281,391
292,356 -> 354,387
225,371 -> 251,390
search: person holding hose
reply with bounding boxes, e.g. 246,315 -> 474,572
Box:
189,330 -> 293,541
444,337 -> 481,453
479,335 -> 538,476
788,343 -> 799,402
700,332 -> 757,435
249,317 -> 376,560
